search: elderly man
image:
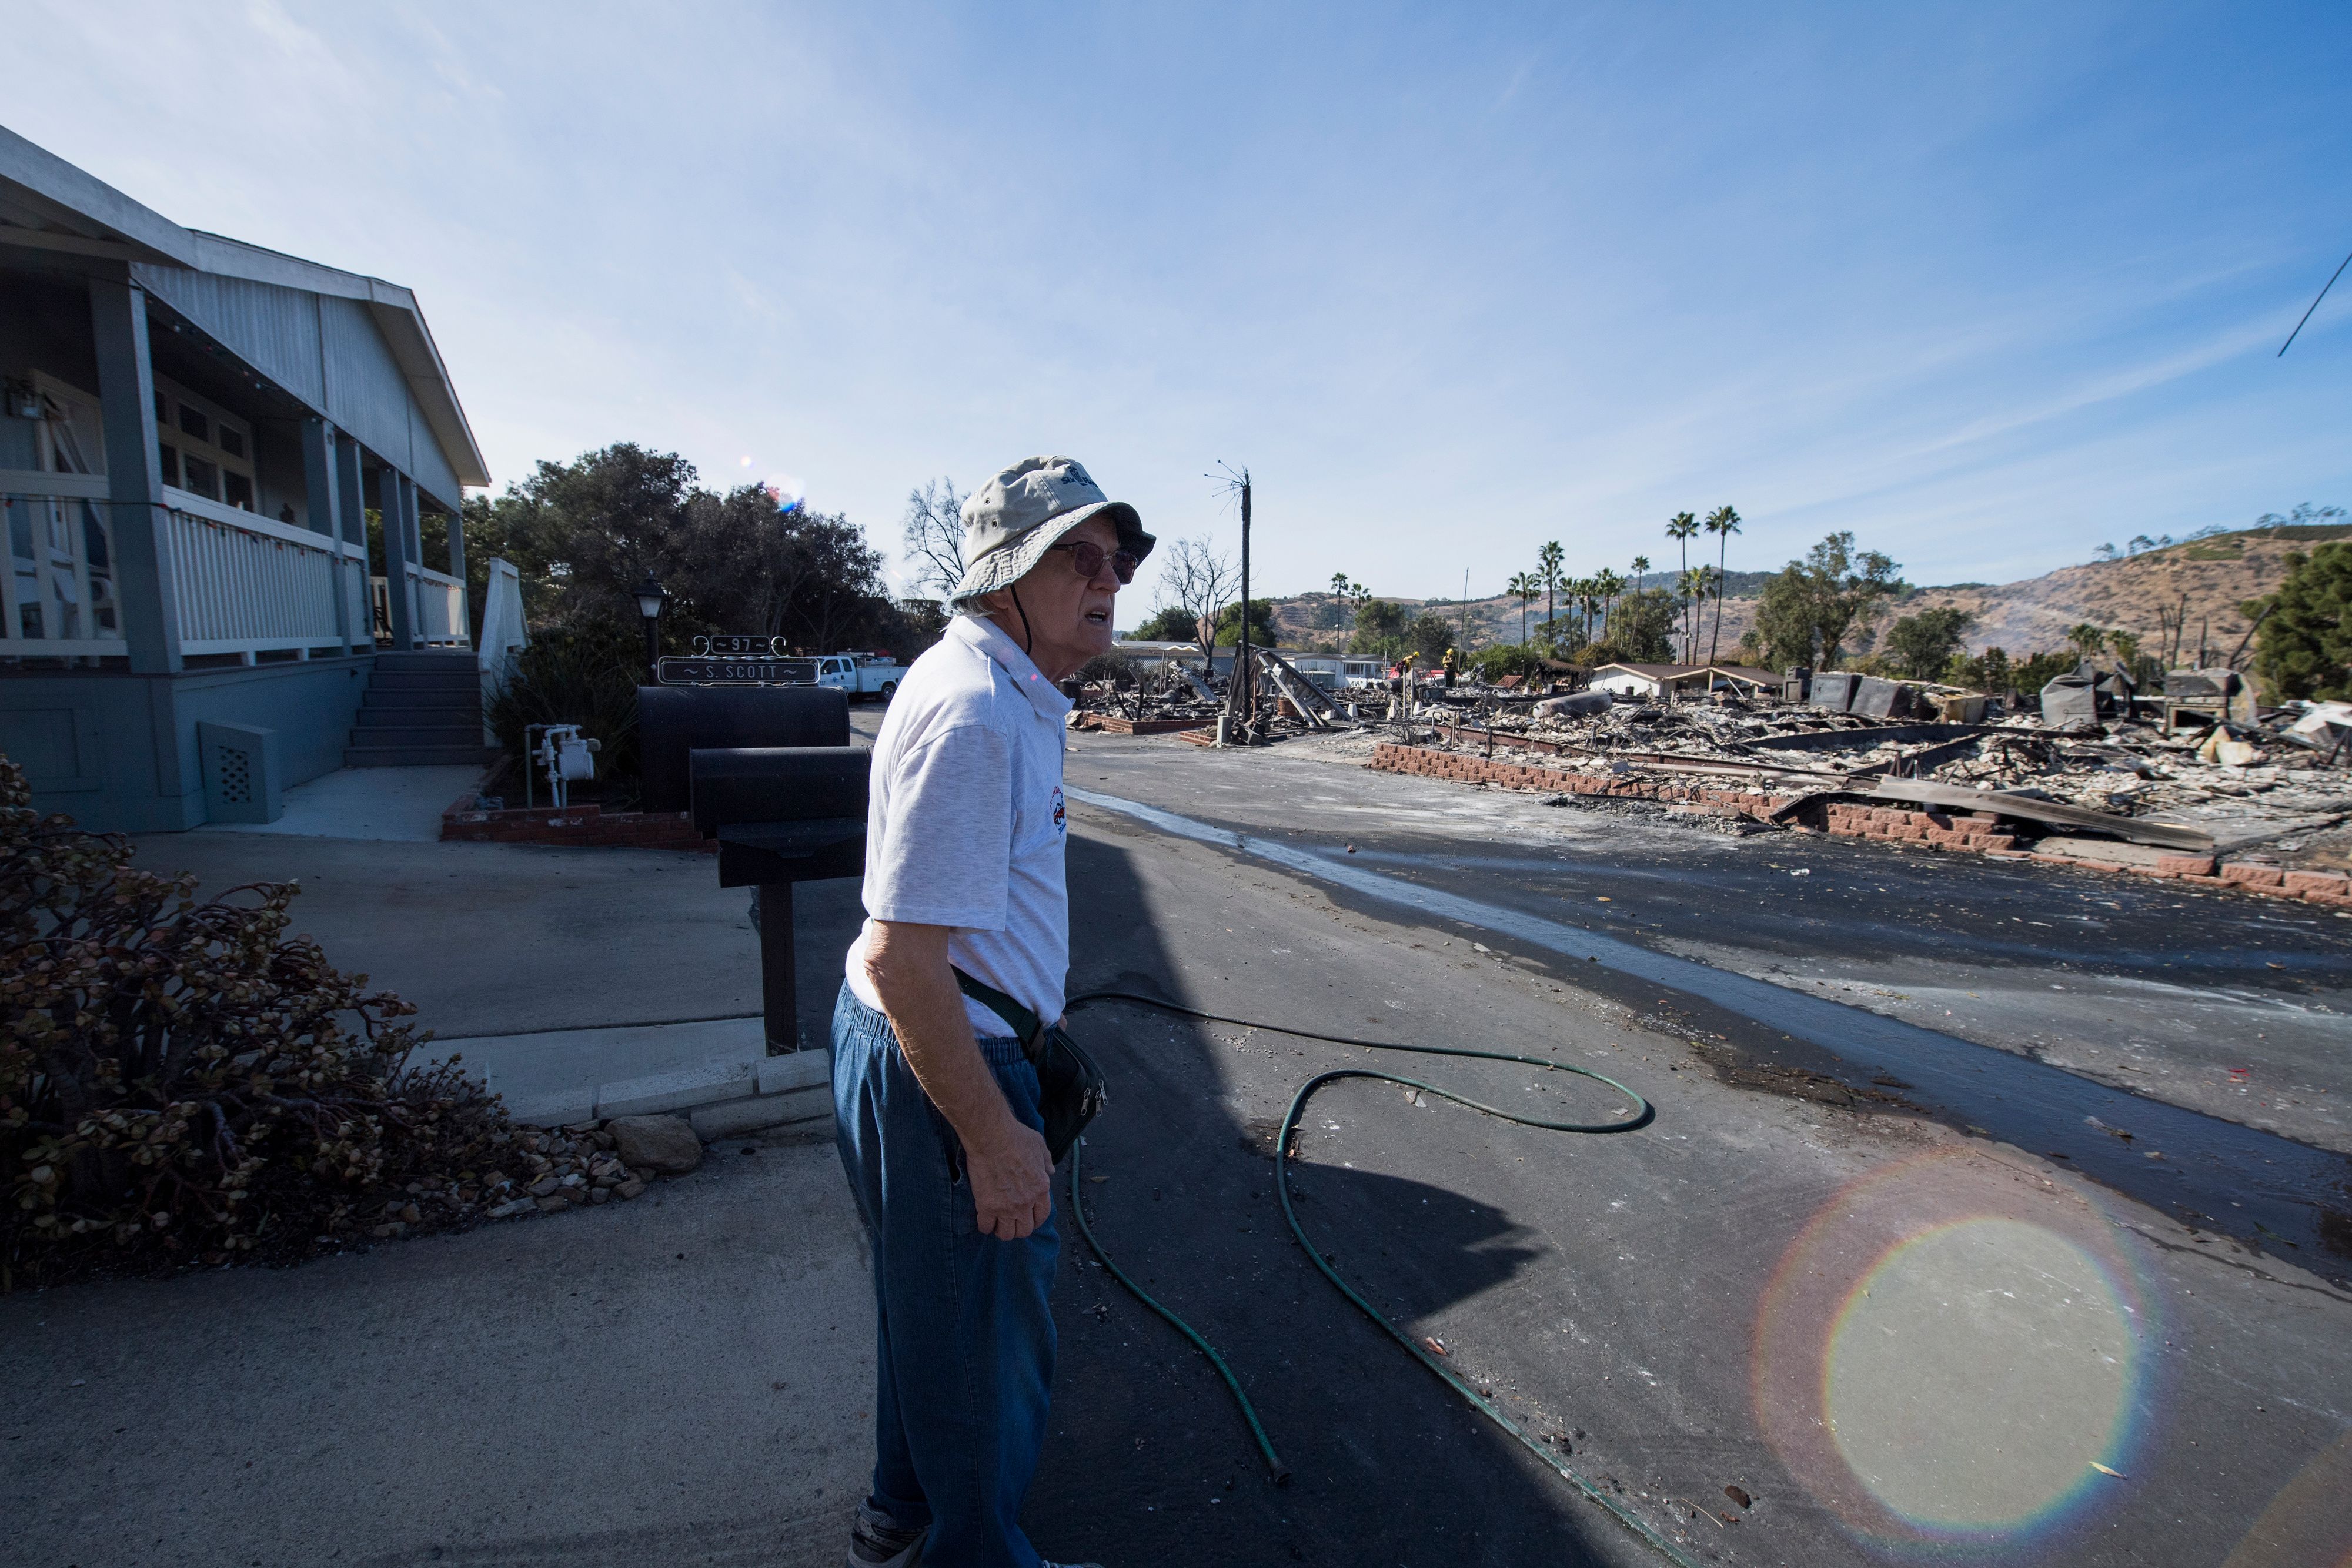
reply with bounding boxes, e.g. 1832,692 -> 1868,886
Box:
832,456 -> 1148,1568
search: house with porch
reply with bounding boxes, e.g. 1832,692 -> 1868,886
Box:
0,127 -> 489,831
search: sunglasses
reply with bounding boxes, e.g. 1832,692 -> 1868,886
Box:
1047,539 -> 1140,584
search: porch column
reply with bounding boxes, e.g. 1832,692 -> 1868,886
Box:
400,474 -> 423,644
300,417 -> 350,649
378,466 -> 415,649
87,278 -> 181,673
442,500 -> 466,634
335,435 -> 366,549
335,436 -> 370,645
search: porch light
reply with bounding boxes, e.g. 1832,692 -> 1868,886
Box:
634,571 -> 666,678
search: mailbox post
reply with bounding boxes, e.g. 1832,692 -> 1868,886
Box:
690,745 -> 870,1054
636,679 -> 864,1055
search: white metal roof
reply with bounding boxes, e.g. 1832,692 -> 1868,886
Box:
0,125 -> 489,489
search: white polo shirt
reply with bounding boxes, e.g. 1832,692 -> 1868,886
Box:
845,613 -> 1074,1038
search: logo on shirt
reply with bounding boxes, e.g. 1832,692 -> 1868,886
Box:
1051,786 -> 1065,831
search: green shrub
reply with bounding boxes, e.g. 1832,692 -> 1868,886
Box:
485,613 -> 644,805
0,757 -> 557,1286
1469,643 -> 1548,681
2012,651 -> 2079,695
2251,541 -> 2352,701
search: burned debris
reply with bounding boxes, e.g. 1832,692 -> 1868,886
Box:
1076,646 -> 2348,901
1063,643 -> 1379,742
1374,667 -> 2352,902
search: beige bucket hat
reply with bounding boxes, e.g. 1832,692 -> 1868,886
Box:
950,456 -> 1152,608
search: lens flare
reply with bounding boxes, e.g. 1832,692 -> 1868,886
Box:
2222,1429 -> 2352,1568
763,473 -> 805,513
1753,1148 -> 2156,1557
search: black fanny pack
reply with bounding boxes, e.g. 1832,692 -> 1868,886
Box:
953,968 -> 1107,1164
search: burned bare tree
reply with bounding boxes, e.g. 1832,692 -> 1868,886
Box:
900,477 -> 968,601
1154,536 -> 1240,664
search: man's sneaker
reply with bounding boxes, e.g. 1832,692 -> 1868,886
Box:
844,1503 -> 927,1568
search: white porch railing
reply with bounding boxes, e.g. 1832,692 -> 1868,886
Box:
164,486 -> 368,661
370,567 -> 470,649
413,563 -> 469,648
2,472 -> 461,666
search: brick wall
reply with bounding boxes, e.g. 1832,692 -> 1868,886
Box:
1822,802 -> 2020,857
2218,862 -> 2352,907
440,797 -> 714,852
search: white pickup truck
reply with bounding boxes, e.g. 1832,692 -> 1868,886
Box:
813,652 -> 906,703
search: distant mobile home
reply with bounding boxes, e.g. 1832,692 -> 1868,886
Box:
0,127 -> 488,831
1586,662 -> 1781,701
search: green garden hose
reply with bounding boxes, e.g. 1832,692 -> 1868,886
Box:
1061,991 -> 1703,1568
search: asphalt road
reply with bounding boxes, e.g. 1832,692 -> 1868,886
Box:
1066,731 -> 2352,1183
1020,730 -> 2352,1567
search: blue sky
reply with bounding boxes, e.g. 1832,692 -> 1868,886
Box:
9,2 -> 2350,607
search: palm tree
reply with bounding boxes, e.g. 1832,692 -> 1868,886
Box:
1536,541 -> 1565,640
1666,511 -> 1699,659
1703,505 -> 1742,665
1594,568 -> 1625,646
1676,567 -> 1708,662
2066,623 -> 2109,661
1506,571 -> 1539,644
1628,555 -> 1652,653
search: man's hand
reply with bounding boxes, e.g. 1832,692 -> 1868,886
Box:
965,1120 -> 1054,1239
864,919 -> 1057,1243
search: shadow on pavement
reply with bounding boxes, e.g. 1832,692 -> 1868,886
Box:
1030,835 -> 1643,1568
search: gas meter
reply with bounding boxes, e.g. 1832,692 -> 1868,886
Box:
524,723 -> 601,808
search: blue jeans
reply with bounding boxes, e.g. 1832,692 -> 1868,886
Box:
831,982 -> 1060,1568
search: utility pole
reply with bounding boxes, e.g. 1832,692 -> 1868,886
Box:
1459,567 -> 1469,653
1238,469 -> 1253,727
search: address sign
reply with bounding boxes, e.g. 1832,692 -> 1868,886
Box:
656,634 -> 819,686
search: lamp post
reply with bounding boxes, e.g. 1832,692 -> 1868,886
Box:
633,571 -> 666,680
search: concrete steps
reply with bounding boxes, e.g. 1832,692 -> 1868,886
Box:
346,651 -> 496,767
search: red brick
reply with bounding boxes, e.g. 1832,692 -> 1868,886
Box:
2284,870 -> 2351,896
2156,855 -> 2216,878
2222,864 -> 2286,887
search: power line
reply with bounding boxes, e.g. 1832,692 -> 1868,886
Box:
2278,245 -> 2352,357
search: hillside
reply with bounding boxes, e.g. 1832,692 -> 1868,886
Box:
1899,524 -> 2344,661
1252,523 -> 2344,664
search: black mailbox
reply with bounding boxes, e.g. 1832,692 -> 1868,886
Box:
688,743 -> 870,1054
691,746 -> 870,888
640,684 -> 849,813
643,683 -> 864,1054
